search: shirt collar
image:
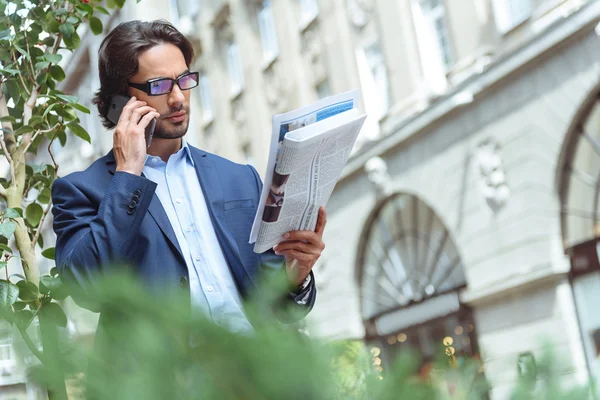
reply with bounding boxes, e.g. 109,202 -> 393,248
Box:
144,138 -> 195,167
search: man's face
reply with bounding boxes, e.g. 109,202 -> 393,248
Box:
128,43 -> 191,140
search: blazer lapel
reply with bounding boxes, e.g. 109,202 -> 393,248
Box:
104,151 -> 186,264
190,147 -> 254,295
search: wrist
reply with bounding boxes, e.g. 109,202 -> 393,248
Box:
116,166 -> 143,176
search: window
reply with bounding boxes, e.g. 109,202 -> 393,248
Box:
226,41 -> 244,96
198,73 -> 214,123
418,0 -> 452,69
299,0 -> 319,26
492,0 -> 533,34
356,42 -> 390,122
0,332 -> 14,368
257,1 -> 279,63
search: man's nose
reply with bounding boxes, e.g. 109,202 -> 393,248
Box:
168,84 -> 186,106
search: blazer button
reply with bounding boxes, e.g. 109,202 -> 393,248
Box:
180,276 -> 188,287
134,189 -> 142,196
126,208 -> 134,215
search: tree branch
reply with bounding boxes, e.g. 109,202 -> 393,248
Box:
32,201 -> 52,248
0,185 -> 7,200
0,96 -> 17,185
17,123 -> 60,166
17,326 -> 45,364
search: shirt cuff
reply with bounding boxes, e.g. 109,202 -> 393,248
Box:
289,274 -> 312,305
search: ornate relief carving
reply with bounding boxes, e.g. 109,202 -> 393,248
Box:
263,61 -> 287,112
301,26 -> 327,85
365,156 -> 392,199
474,138 -> 510,212
346,0 -> 375,29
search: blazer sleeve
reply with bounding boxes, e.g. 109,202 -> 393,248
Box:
51,171 -> 157,311
247,165 -> 317,323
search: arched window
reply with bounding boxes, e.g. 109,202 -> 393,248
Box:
557,84 -> 600,387
356,193 -> 477,372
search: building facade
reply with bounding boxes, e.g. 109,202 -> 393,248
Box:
3,0 -> 600,399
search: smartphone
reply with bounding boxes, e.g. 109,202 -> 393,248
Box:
106,94 -> 156,148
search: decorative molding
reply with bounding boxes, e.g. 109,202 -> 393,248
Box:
364,156 -> 392,199
474,138 -> 510,213
301,26 -> 327,85
262,60 -> 287,112
346,0 -> 375,29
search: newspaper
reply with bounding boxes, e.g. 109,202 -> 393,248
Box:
250,90 -> 367,253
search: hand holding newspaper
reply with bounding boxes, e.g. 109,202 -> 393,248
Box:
250,90 -> 367,253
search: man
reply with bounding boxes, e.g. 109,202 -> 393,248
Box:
51,20 -> 325,333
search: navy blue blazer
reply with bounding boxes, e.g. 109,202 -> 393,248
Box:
51,145 -> 316,322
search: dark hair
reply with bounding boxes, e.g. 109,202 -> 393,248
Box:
92,20 -> 194,129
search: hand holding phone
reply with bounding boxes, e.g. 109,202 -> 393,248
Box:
107,94 -> 156,148
107,95 -> 159,176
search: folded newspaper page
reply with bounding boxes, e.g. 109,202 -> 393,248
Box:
250,90 -> 367,253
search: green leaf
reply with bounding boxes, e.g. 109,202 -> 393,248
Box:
38,188 -> 51,204
0,281 -> 19,309
95,5 -> 110,15
40,302 -> 67,327
57,130 -> 67,146
4,208 -> 20,219
5,80 -> 20,103
35,61 -> 50,70
72,103 -> 91,114
14,309 -> 33,329
89,16 -> 103,35
76,3 -> 94,15
0,29 -> 12,41
15,125 -> 34,135
67,16 -> 80,25
17,280 -> 39,302
68,122 -> 91,143
40,275 -> 53,294
115,0 -> 126,8
13,42 -> 28,58
56,94 -> 78,104
59,22 -> 74,38
0,222 -> 16,239
37,233 -> 44,249
0,116 -> 16,123
50,268 -> 58,277
12,301 -> 27,312
44,53 -> 62,64
47,19 -> 60,34
42,36 -> 55,47
41,247 -> 55,260
50,65 -> 65,81
63,31 -> 80,48
0,68 -> 20,76
0,244 -> 12,254
25,203 -> 43,228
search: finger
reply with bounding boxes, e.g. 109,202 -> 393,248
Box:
275,240 -> 320,255
314,207 -> 327,236
279,250 -> 313,264
283,231 -> 324,246
137,111 -> 160,130
118,98 -> 146,126
128,106 -> 157,131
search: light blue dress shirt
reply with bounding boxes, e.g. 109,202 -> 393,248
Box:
143,140 -> 254,333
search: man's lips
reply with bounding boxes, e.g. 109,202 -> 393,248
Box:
164,111 -> 186,122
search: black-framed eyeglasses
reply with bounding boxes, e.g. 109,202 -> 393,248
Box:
128,71 -> 199,96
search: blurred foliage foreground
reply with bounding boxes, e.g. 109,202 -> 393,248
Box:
2,270 -> 595,400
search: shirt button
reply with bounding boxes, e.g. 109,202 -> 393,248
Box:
206,285 -> 214,292
186,227 -> 193,233
176,198 -> 182,204
152,158 -> 158,163
180,276 -> 188,287
195,256 -> 201,261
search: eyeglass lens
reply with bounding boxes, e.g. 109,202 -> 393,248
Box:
149,74 -> 199,95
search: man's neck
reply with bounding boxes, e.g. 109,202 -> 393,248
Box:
146,138 -> 183,162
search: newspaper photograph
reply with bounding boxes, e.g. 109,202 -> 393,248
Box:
250,90 -> 366,253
